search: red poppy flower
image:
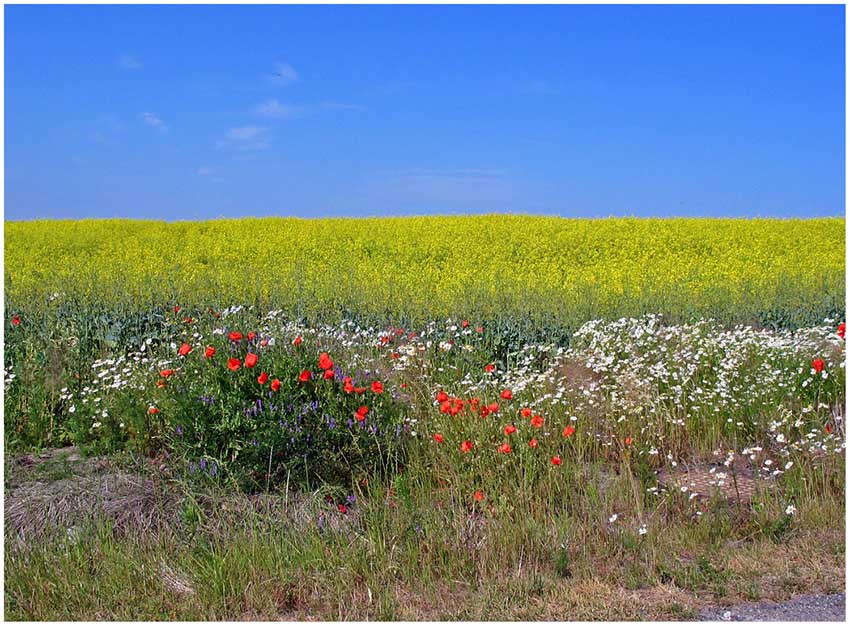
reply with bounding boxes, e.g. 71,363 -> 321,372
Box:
473,490 -> 485,501
839,323 -> 846,340
160,369 -> 174,378
624,436 -> 633,447
293,336 -> 303,347
476,326 -> 484,334
247,332 -> 256,341
371,381 -> 384,394
244,353 -> 258,368
184,317 -> 193,324
260,339 -> 269,347
529,438 -> 538,448
531,415 -> 544,428
520,407 -> 532,418
227,358 -> 241,372
355,406 -> 369,421
433,433 -> 444,443
391,352 -> 400,359
504,424 -> 517,436
338,504 -> 347,514
440,400 -> 452,414
484,364 -> 495,373
825,424 -> 833,435
498,443 -> 512,454
174,305 -> 180,313
449,405 -> 462,416
257,371 -> 269,385
204,346 -> 216,359
156,379 -> 167,388
563,425 -> 575,438
460,440 -> 473,453
480,406 -> 490,418
436,390 -> 449,403
812,358 -> 825,373
500,389 -> 513,400
462,320 -> 469,328
323,369 -> 335,380
270,378 -> 281,392
354,386 -> 367,394
11,315 -> 20,326
148,407 -> 159,415
318,352 -> 333,370
178,343 -> 191,356
551,456 -> 562,466
228,331 -> 243,342
488,402 -> 499,414
344,377 -> 354,394
298,370 -> 311,382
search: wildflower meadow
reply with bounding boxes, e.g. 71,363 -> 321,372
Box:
3,216 -> 846,620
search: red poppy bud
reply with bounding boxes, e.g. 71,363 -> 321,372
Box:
293,336 -> 302,346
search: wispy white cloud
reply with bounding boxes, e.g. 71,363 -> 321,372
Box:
217,125 -> 271,151
269,62 -> 298,86
141,112 -> 168,132
116,54 -> 142,69
89,115 -> 125,145
253,99 -> 303,119
320,100 -> 366,112
391,168 -> 508,183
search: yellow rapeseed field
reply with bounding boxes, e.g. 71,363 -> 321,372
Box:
4,215 -> 845,327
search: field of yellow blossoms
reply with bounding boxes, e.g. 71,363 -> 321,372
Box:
3,215 -> 846,620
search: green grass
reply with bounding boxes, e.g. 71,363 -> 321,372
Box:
4,450 -> 844,620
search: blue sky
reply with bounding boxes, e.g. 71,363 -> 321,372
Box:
4,4 -> 845,220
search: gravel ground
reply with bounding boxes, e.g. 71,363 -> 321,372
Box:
700,593 -> 845,622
